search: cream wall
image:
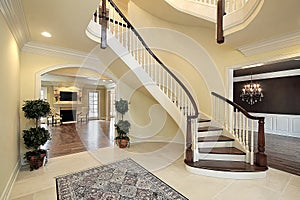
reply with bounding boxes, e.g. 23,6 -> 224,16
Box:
126,1 -> 300,116
128,88 -> 184,144
20,50 -> 182,156
0,13 -> 20,199
105,57 -> 184,143
19,52 -> 83,156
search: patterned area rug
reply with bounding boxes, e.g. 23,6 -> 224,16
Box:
56,158 -> 188,200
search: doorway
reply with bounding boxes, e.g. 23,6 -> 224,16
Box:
88,91 -> 100,120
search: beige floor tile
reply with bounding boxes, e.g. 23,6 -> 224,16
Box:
237,168 -> 293,193
9,193 -> 34,200
34,187 -> 56,200
290,175 -> 300,188
8,144 -> 300,200
280,184 -> 300,200
215,181 -> 281,200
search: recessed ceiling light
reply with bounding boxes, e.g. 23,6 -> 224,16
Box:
87,77 -> 98,80
41,32 -> 52,38
241,63 -> 263,69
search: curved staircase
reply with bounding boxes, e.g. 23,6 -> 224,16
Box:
87,0 -> 267,179
186,116 -> 267,179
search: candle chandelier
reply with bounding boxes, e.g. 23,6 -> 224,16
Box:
240,75 -> 263,105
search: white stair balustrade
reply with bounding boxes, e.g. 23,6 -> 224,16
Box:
91,0 -> 199,162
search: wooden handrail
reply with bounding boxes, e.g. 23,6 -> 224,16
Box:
211,92 -> 267,167
212,92 -> 264,120
107,0 -> 199,119
97,0 -> 199,163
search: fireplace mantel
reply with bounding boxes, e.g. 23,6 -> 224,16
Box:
54,102 -> 83,122
54,102 -> 82,109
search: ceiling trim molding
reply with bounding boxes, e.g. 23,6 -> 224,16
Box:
0,0 -> 30,48
238,30 -> 300,56
233,68 -> 300,82
22,41 -> 100,63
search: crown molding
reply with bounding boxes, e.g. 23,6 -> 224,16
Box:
238,30 -> 300,56
0,0 -> 30,48
22,41 -> 100,63
233,68 -> 300,82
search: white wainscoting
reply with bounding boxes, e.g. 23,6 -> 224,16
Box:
250,113 -> 300,138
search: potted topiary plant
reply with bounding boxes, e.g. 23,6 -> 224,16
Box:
114,98 -> 130,148
22,99 -> 51,170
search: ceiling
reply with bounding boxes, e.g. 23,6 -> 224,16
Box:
12,0 -> 298,55
1,0 -> 299,80
21,0 -> 99,52
225,0 -> 300,49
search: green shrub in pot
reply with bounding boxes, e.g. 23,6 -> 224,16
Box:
22,99 -> 51,170
114,98 -> 130,148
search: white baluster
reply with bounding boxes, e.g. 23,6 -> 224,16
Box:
149,58 -> 153,80
170,78 -> 173,102
246,117 -> 249,163
250,119 -> 254,165
145,55 -> 149,76
166,73 -> 169,98
242,115 -> 245,147
235,110 -> 239,139
213,96 -> 217,120
158,64 -> 161,87
239,112 -> 243,143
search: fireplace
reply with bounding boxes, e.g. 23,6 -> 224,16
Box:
60,110 -> 76,122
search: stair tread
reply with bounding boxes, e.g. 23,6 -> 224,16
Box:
198,135 -> 234,142
199,147 -> 245,155
185,159 -> 268,172
198,118 -> 211,123
198,126 -> 223,132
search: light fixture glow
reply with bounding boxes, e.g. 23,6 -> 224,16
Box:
240,74 -> 263,105
41,32 -> 52,38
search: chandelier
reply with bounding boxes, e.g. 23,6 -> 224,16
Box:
240,75 -> 263,105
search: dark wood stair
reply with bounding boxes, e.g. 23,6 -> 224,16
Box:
198,135 -> 234,142
199,147 -> 245,155
185,159 -> 268,172
198,118 -> 211,123
198,126 -> 223,132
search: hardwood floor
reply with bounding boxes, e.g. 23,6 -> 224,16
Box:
265,133 -> 300,176
43,120 -> 300,176
43,120 -> 115,158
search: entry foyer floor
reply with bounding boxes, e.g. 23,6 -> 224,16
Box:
8,120 -> 300,199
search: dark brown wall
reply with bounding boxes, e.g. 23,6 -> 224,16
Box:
233,75 -> 300,115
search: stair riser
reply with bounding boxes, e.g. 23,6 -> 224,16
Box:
197,154 -> 245,162
198,122 -> 211,127
197,141 -> 233,148
197,130 -> 222,137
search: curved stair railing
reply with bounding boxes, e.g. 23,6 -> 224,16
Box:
187,0 -> 249,14
211,92 -> 267,167
94,0 -> 199,162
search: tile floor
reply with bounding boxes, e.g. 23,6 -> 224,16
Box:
9,143 -> 300,200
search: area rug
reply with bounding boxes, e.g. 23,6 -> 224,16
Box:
56,158 -> 188,200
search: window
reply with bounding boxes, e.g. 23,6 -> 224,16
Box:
41,87 -> 47,100
88,91 -> 99,119
109,89 -> 115,118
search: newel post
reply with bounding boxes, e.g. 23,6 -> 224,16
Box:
256,118 -> 267,167
217,0 -> 225,44
185,117 -> 193,162
101,0 -> 108,49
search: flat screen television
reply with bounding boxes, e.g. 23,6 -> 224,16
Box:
60,91 -> 77,101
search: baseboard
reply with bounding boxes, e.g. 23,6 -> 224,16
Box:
0,159 -> 21,200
